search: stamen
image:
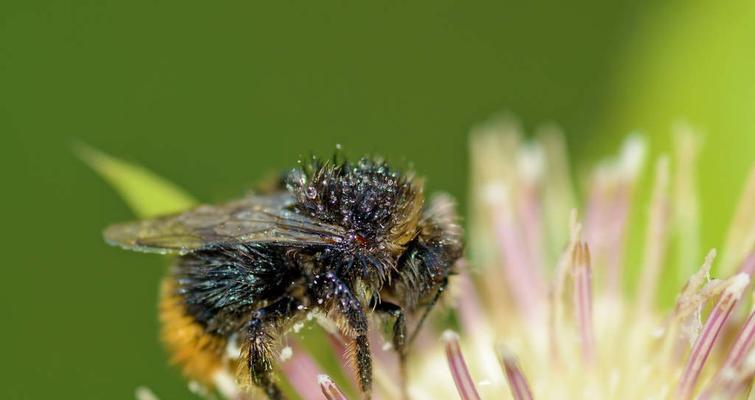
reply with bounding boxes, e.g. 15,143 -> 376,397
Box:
636,156 -> 671,315
721,305 -> 755,371
667,249 -> 723,361
549,209 -> 582,367
443,330 -> 481,400
672,124 -> 701,280
537,126 -> 577,260
676,273 -> 750,399
618,134 -> 647,181
456,266 -> 487,334
484,183 -> 546,320
325,333 -> 360,390
547,288 -> 562,369
318,374 -> 349,400
497,346 -> 535,400
517,142 -> 545,185
572,242 -> 595,364
720,165 -> 755,275
698,300 -> 755,399
280,342 -> 323,398
517,142 -> 546,274
672,250 -> 718,321
584,135 -> 646,297
737,249 -> 755,278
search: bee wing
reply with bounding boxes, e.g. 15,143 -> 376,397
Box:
104,192 -> 346,255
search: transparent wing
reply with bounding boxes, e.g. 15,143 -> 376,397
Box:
104,192 -> 346,255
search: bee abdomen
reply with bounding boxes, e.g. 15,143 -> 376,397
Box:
159,276 -> 227,384
174,243 -> 295,336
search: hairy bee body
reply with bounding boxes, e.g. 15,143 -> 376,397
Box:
106,155 -> 463,399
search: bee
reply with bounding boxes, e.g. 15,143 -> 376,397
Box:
104,154 -> 463,399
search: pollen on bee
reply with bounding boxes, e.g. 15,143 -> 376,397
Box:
279,346 -> 293,361
225,334 -> 241,359
135,386 -> 159,400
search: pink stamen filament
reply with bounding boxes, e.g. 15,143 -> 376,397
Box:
698,307 -> 755,399
499,350 -> 535,400
676,274 -> 749,399
519,183 -> 545,275
573,242 -> 595,363
723,310 -> 755,371
548,211 -> 581,368
490,201 -> 546,319
443,330 -> 481,400
456,267 -> 487,334
584,182 -> 630,297
280,342 -> 324,398
636,157 -> 670,314
318,374 -> 349,400
738,250 -> 755,278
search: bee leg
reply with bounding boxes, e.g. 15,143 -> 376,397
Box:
309,272 -> 372,398
374,302 -> 409,399
352,334 -> 372,399
246,296 -> 301,400
407,277 -> 448,347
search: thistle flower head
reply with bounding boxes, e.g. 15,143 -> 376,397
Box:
411,119 -> 755,400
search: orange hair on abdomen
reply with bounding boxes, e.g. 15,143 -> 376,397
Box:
159,277 -> 227,385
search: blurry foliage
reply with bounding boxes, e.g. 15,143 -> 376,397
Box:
76,144 -> 198,218
593,0 -> 755,305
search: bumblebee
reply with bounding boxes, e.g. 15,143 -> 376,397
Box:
104,155 -> 463,399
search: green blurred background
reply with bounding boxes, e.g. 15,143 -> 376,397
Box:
2,1 -> 754,398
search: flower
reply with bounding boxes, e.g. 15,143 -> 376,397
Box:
314,119 -> 755,400
85,118 -> 755,400
412,118 -> 755,400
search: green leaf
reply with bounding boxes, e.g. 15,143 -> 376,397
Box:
76,143 -> 198,218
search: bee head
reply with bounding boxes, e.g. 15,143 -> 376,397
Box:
286,154 -> 424,257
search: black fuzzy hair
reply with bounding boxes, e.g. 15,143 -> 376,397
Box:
175,244 -> 295,336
